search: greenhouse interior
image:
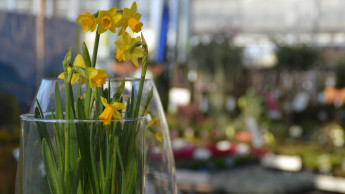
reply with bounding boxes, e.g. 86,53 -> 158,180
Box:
2,0 -> 345,193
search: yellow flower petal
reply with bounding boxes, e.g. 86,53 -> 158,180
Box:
70,73 -> 81,85
73,54 -> 85,68
100,96 -> 110,108
112,110 -> 122,120
58,72 -> 65,80
130,55 -> 139,67
110,101 -> 126,110
116,48 -> 123,61
155,130 -> 164,142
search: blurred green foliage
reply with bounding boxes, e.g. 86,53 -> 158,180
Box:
275,45 -> 320,70
271,143 -> 345,177
0,93 -> 20,126
0,93 -> 20,194
189,35 -> 243,76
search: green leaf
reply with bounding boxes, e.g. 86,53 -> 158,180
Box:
35,98 -> 44,118
82,42 -> 91,68
115,137 -> 127,194
77,180 -> 83,194
141,87 -> 153,116
113,77 -> 125,100
107,76 -> 111,103
35,100 -> 56,164
42,139 -> 62,194
76,98 -> 86,120
55,82 -> 64,119
127,161 -> 138,194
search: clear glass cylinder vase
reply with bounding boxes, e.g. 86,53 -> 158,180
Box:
17,78 -> 177,194
17,113 -> 146,194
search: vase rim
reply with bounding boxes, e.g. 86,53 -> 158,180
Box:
20,113 -> 147,123
41,77 -> 153,81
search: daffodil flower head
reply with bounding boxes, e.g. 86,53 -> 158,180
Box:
96,7 -> 122,34
58,54 -> 86,85
76,12 -> 97,32
115,31 -> 144,66
118,2 -> 143,34
86,67 -> 108,88
99,97 -> 126,125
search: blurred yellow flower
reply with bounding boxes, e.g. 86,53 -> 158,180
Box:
115,32 -> 144,66
86,67 -> 107,88
76,12 -> 97,32
99,97 -> 126,124
118,2 -> 143,34
58,54 -> 86,85
96,7 -> 122,34
155,130 -> 164,142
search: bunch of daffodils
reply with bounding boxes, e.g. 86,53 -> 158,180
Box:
34,2 -> 152,194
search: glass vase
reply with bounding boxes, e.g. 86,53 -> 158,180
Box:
18,78 -> 176,194
17,113 -> 146,194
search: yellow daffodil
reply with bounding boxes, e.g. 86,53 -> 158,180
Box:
155,130 -> 164,142
96,7 -> 122,34
118,2 -> 143,34
115,32 -> 144,66
58,54 -> 86,85
86,67 -> 107,88
76,12 -> 97,32
99,96 -> 126,125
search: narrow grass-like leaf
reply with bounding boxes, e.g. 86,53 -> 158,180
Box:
89,125 -> 100,194
82,42 -> 91,68
141,87 -> 153,116
42,139 -> 61,194
115,137 -> 127,194
35,100 -> 56,163
54,82 -> 64,119
113,77 -> 125,100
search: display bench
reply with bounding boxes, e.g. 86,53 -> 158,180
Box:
176,152 -> 345,194
176,165 -> 325,194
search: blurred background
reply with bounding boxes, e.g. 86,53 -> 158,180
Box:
2,0 -> 345,193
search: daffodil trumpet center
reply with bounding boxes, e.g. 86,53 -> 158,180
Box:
127,17 -> 143,33
99,106 -> 115,125
101,15 -> 112,29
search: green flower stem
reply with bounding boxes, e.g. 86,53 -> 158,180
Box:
64,72 -> 74,193
85,84 -> 92,118
133,41 -> 148,118
61,49 -> 72,193
91,34 -> 100,68
82,42 -> 92,118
